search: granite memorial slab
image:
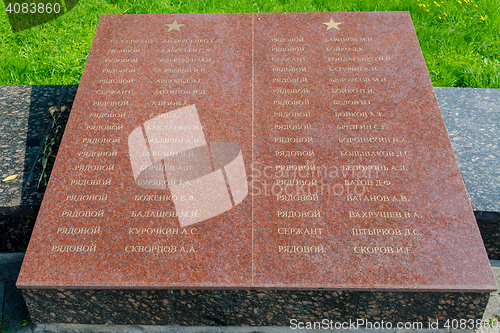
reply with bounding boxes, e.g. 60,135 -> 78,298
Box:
17,12 -> 497,325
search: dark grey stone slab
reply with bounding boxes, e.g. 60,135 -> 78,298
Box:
0,85 -> 77,214
0,86 -> 59,212
19,85 -> 77,207
0,85 -> 77,252
434,87 -> 500,259
478,220 -> 500,260
0,252 -> 25,281
0,253 -> 28,328
434,87 -> 500,214
4,281 -> 28,328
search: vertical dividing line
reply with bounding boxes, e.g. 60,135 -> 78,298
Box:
251,13 -> 255,286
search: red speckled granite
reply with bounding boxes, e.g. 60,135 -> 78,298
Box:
17,12 -> 496,292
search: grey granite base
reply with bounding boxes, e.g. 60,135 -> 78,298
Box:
23,289 -> 489,328
23,289 -> 172,325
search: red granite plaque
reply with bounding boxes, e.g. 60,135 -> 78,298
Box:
17,12 -> 497,292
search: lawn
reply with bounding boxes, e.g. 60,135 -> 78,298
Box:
0,0 -> 499,87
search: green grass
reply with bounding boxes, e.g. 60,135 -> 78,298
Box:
0,0 -> 499,87
0,312 -> 29,333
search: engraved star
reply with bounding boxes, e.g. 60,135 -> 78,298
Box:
167,20 -> 184,32
323,19 -> 342,30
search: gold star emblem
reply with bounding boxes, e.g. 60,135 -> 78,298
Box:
323,19 -> 342,30
167,20 -> 184,32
